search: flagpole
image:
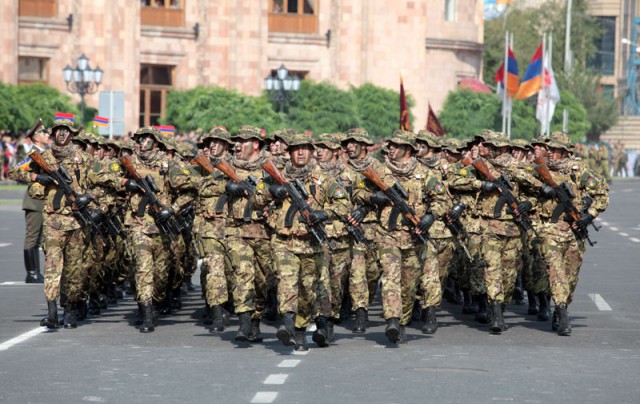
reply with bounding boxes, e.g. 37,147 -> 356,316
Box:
539,33 -> 546,137
507,32 -> 514,139
502,31 -> 509,134
545,33 -> 553,136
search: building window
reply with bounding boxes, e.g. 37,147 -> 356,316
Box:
141,0 -> 184,27
588,16 -> 615,76
269,0 -> 318,34
18,57 -> 49,84
140,65 -> 174,127
599,85 -> 614,100
445,0 -> 455,22
19,0 -> 57,18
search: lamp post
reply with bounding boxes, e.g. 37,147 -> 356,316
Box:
264,64 -> 301,113
62,54 -> 103,124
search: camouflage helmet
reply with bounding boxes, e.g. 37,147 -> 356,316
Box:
176,142 -> 197,158
342,128 -> 374,145
286,131 -> 315,149
233,125 -> 263,142
51,119 -> 79,135
530,135 -> 550,147
479,130 -> 510,148
132,126 -> 174,150
547,131 -> 573,152
510,138 -> 532,150
387,129 -> 418,151
314,133 -> 343,150
118,140 -> 135,152
440,137 -> 464,153
198,126 -> 233,147
71,130 -> 93,144
275,128 -> 298,145
415,130 -> 440,148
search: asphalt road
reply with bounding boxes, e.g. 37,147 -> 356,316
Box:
1,181 -> 639,404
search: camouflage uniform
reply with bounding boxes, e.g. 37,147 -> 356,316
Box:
533,132 -> 609,334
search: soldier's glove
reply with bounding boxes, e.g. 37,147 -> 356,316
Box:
417,214 -> 435,234
225,181 -> 247,197
370,191 -> 391,208
575,213 -> 594,230
515,201 -> 533,216
35,174 -> 55,185
155,207 -> 174,223
539,185 -> 555,199
304,210 -> 329,225
480,181 -> 498,193
124,179 -> 140,192
269,184 -> 288,200
73,194 -> 92,210
349,206 -> 369,226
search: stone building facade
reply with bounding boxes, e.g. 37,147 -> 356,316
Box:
1,0 -> 484,133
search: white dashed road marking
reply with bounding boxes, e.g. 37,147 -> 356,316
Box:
277,359 -> 300,368
263,374 -> 288,385
1,282 -> 27,285
630,237 -> 640,243
0,327 -> 46,351
589,293 -> 612,311
609,226 -> 618,231
251,392 -> 278,403
618,232 -> 629,237
0,243 -> 11,248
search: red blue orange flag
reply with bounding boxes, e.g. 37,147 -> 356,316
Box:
516,43 -> 543,100
494,48 -> 519,98
94,116 -> 109,127
54,112 -> 74,122
155,125 -> 175,135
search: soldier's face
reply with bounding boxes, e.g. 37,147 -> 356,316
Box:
235,139 -> 259,161
139,135 -> 156,152
315,146 -> 334,163
290,145 -> 313,167
346,141 -> 365,159
548,147 -> 565,162
33,130 -> 50,147
210,139 -> 228,158
479,143 -> 496,158
54,128 -> 71,146
446,150 -> 460,163
388,142 -> 412,162
533,144 -> 547,159
416,141 -> 429,157
103,146 -> 115,158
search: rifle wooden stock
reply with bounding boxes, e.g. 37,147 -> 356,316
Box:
191,155 -> 215,174
29,151 -> 54,174
533,156 -> 581,223
119,156 -> 142,181
211,158 -> 243,183
360,165 -> 420,226
261,160 -> 287,186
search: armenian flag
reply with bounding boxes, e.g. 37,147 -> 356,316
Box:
16,156 -> 32,172
516,43 -> 543,100
54,112 -> 74,122
494,48 -> 519,98
94,115 -> 109,127
155,125 -> 175,135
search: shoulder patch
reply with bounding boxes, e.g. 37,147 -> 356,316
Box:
109,162 -> 121,173
525,166 -> 533,171
256,181 -> 266,191
586,177 -> 597,189
357,179 -> 367,189
459,168 -> 468,176
334,187 -> 346,199
434,183 -> 445,194
182,168 -> 190,175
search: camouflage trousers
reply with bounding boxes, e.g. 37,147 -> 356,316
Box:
199,236 -> 231,307
42,224 -> 89,302
131,228 -> 173,304
469,232 -> 522,303
226,236 -> 271,319
315,239 -> 351,319
377,241 -> 423,325
272,236 -> 323,329
522,232 -> 549,294
349,224 -> 381,310
420,237 -> 456,308
539,222 -> 586,305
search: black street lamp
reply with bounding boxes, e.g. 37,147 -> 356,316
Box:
62,54 -> 103,124
264,64 -> 301,113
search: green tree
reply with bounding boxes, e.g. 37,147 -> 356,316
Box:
351,83 -> 414,141
550,90 -> 590,142
439,90 -> 502,138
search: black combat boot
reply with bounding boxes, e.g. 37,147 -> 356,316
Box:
339,293 -> 352,323
312,316 -> 329,348
185,276 -> 196,292
202,304 -> 213,325
88,293 -> 101,316
106,284 -> 118,305
512,275 -> 525,305
139,302 -> 155,333
352,307 -> 367,333
98,293 -> 108,310
294,328 -> 309,352
385,317 -> 401,343
63,302 -> 78,329
276,313 -> 296,346
462,289 -> 477,314
235,311 -> 253,342
474,295 -> 489,323
421,306 -> 438,334
397,324 -> 407,344
489,301 -> 504,334
551,309 -> 559,331
24,248 -> 44,284
555,303 -> 571,336
328,318 -> 336,342
209,305 -> 225,333
40,300 -> 59,329
264,287 -> 278,323
75,299 -> 87,321
411,299 -> 422,321
170,287 -> 182,311
249,319 -> 263,343
537,293 -> 550,321
134,302 -> 144,326
527,290 -> 539,315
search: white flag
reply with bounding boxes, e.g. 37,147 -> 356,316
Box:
536,62 -> 560,134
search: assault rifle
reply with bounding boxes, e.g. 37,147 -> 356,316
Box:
119,155 -> 181,240
29,151 -> 102,237
533,156 -> 598,246
444,202 -> 473,260
360,165 -> 433,245
262,160 -> 334,251
461,156 -> 539,237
